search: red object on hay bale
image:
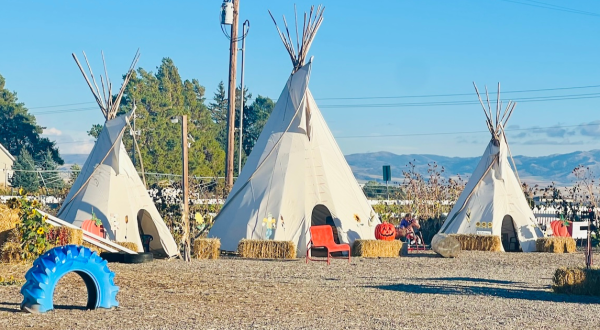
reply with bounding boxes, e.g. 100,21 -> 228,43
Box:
81,220 -> 106,238
550,220 -> 571,238
375,223 -> 396,241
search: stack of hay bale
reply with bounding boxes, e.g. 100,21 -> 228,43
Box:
237,239 -> 296,259
536,237 -> 576,253
0,204 -> 22,263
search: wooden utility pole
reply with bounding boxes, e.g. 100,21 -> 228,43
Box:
225,0 -> 239,192
181,115 -> 191,262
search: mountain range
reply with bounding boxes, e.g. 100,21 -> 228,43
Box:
345,150 -> 600,186
62,149 -> 600,187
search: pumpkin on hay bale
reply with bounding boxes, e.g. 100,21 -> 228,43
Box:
237,239 -> 296,259
352,239 -> 403,258
375,223 -> 396,241
193,238 -> 220,259
536,237 -> 576,253
553,267 -> 600,296
449,234 -> 502,252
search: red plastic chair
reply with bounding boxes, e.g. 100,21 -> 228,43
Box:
81,220 -> 106,239
306,225 -> 350,265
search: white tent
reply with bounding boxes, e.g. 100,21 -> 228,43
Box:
57,51 -> 178,257
209,7 -> 380,255
438,83 -> 543,252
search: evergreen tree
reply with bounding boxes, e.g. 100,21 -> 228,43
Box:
40,150 -> 64,190
0,74 -> 63,165
68,164 -> 81,185
87,124 -> 103,141
10,149 -> 39,191
118,58 -> 225,177
243,95 -> 275,155
208,81 -> 228,151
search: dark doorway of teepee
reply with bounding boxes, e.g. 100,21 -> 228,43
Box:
310,204 -> 342,257
501,215 -> 520,252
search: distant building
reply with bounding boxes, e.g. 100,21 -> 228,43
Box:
0,143 -> 15,187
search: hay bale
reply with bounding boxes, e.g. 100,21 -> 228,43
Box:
0,204 -> 20,246
237,239 -> 296,259
536,237 -> 576,253
0,242 -> 22,263
352,239 -> 403,258
449,234 -> 502,252
552,267 -> 600,296
81,241 -> 106,254
193,238 -> 220,259
431,233 -> 461,258
115,241 -> 140,252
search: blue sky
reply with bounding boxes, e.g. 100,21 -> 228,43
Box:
1,0 -> 599,157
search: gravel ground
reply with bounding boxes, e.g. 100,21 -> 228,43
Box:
0,251 -> 599,330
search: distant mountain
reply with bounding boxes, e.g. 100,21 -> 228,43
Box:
345,150 -> 600,186
61,149 -> 600,186
61,154 -> 89,167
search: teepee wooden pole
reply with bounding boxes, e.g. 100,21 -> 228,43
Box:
72,53 -> 107,119
473,83 -> 494,134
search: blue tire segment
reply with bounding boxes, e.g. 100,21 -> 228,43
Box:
20,245 -> 119,313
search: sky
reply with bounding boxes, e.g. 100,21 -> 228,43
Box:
1,0 -> 599,158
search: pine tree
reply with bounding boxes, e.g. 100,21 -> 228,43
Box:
10,149 -> 39,191
40,150 -> 64,190
208,81 -> 228,152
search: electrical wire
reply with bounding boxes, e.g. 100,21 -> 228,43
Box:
499,0 -> 600,17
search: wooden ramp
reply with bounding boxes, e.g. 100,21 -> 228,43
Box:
36,209 -> 137,254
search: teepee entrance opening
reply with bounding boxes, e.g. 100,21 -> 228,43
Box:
137,209 -> 158,253
501,215 -> 520,252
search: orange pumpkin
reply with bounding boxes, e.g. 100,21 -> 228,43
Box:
375,223 -> 396,241
550,220 -> 570,237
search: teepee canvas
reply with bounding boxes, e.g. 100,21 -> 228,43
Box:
209,6 -> 380,255
57,51 -> 178,257
437,83 -> 543,252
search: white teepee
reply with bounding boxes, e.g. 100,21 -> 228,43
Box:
437,83 -> 543,252
57,51 -> 178,257
209,6 -> 380,255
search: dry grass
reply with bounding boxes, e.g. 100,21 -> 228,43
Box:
450,234 -> 502,252
237,239 -> 296,259
553,267 -> 600,296
0,204 -> 20,246
115,241 -> 140,252
352,239 -> 402,257
193,238 -> 220,259
0,242 -> 22,263
536,237 -> 576,253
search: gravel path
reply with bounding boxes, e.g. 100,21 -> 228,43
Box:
0,251 -> 599,329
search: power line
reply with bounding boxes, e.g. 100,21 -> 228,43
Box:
335,122 -> 600,139
499,0 -> 600,18
316,84 -> 600,101
28,102 -> 96,109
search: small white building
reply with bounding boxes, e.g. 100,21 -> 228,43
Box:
0,143 -> 15,187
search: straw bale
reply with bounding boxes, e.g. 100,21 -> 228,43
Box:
237,239 -> 296,259
352,239 -> 402,258
449,234 -> 502,252
431,234 -> 461,258
0,204 -> 20,246
46,226 -> 84,246
116,241 -> 140,252
193,238 -> 220,259
0,242 -> 22,263
552,267 -> 600,296
536,237 -> 576,253
82,241 -> 106,254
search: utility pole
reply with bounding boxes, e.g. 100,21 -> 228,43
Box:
238,20 -> 249,175
225,0 -> 239,192
181,115 -> 190,262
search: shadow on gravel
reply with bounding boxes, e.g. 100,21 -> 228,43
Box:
369,283 -> 600,304
0,302 -> 19,313
413,277 -> 525,286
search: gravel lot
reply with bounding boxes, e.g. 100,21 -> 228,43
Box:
0,251 -> 599,329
